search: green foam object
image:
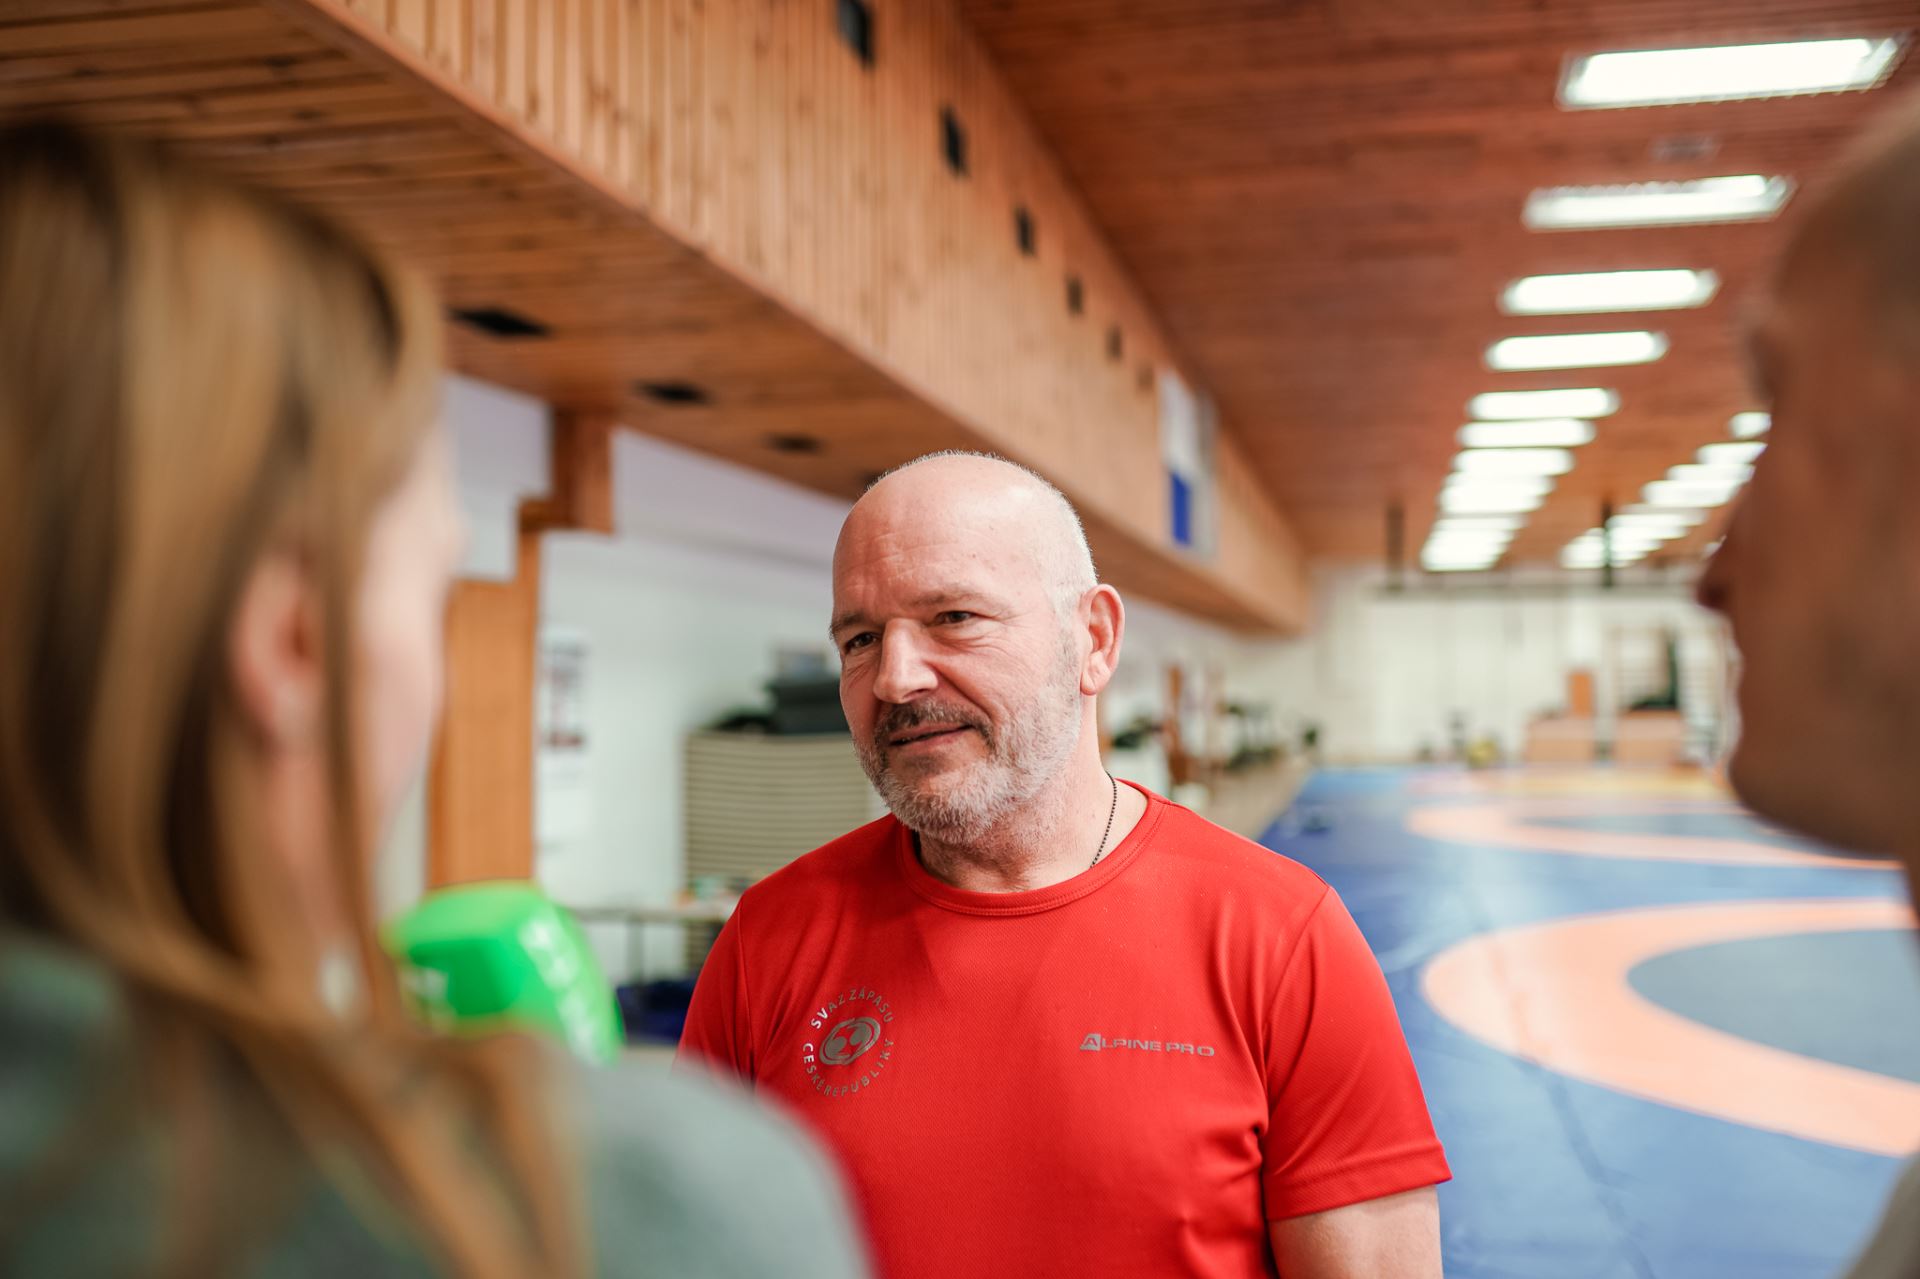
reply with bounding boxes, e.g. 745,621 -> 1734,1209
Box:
384,881 -> 622,1065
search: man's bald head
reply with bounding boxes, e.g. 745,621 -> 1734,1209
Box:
844,452 -> 1098,616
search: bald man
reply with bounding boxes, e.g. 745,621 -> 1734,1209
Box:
680,452 -> 1448,1277
1696,95 -> 1920,1279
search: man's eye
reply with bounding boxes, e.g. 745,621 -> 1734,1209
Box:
934,611 -> 975,625
841,633 -> 877,654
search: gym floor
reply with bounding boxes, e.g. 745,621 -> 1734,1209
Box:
1265,767 -> 1920,1279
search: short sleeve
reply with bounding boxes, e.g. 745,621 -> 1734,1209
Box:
675,905 -> 755,1081
1261,888 -> 1451,1219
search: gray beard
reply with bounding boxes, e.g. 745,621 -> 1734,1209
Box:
855,643 -> 1083,845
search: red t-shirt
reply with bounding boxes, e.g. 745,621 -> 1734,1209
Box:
678,785 -> 1449,1278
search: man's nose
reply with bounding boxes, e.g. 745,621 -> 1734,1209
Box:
872,622 -> 938,704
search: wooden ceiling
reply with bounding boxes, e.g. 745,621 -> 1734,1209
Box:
0,0 -> 1307,629
957,0 -> 1920,565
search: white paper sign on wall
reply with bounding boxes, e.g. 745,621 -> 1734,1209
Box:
536,626 -> 593,844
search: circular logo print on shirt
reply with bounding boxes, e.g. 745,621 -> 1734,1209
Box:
800,985 -> 897,1100
820,1016 -> 883,1066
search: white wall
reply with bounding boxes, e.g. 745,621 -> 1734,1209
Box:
1264,564 -> 1729,764
535,433 -> 850,977
1104,595 -> 1294,796
443,375 -> 551,581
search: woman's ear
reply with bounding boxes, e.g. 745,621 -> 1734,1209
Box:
228,550 -> 322,750
1080,585 -> 1126,696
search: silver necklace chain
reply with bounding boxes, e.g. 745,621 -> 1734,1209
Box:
1089,772 -> 1120,868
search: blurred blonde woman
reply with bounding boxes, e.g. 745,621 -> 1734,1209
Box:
0,121 -> 867,1279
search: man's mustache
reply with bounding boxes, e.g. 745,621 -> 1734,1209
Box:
873,701 -> 991,750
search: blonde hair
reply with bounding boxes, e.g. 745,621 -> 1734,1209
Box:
0,122 -> 581,1277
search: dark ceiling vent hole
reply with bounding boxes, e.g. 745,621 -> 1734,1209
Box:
837,0 -> 874,66
1014,206 -> 1036,256
1065,275 -> 1084,316
452,306 -> 549,339
941,107 -> 968,177
1107,326 -> 1124,361
636,380 -> 710,406
767,433 -> 824,454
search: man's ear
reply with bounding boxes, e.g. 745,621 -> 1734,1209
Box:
1081,585 -> 1126,696
228,550 -> 323,750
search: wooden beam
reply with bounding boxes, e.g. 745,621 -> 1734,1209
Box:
524,407 -> 617,536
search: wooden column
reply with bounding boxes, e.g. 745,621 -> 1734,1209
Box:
428,523 -> 542,885
426,408 -> 617,887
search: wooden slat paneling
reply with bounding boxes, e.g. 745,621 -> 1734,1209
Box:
0,0 -> 1308,627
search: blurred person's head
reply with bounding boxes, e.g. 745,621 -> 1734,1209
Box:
830,452 -> 1122,844
0,122 -> 576,1276
1697,94 -> 1920,882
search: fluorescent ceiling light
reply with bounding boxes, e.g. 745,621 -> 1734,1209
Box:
1459,419 -> 1597,449
1423,549 -> 1506,561
1424,562 -> 1501,573
1525,176 -> 1794,230
1669,462 -> 1753,485
1441,489 -> 1547,515
1730,411 -> 1771,438
1443,473 -> 1555,499
1645,479 -> 1739,507
1425,551 -> 1509,567
1454,448 -> 1575,477
1562,534 -> 1614,563
1609,514 -> 1694,534
1486,331 -> 1669,371
1699,441 -> 1766,467
1571,527 -> 1664,552
1428,520 -> 1516,536
1622,503 -> 1708,524
1502,269 -> 1720,316
1424,539 -> 1505,556
1426,537 -> 1513,555
1426,549 -> 1510,563
1560,38 -> 1903,110
1423,533 -> 1508,549
1469,388 -> 1620,420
